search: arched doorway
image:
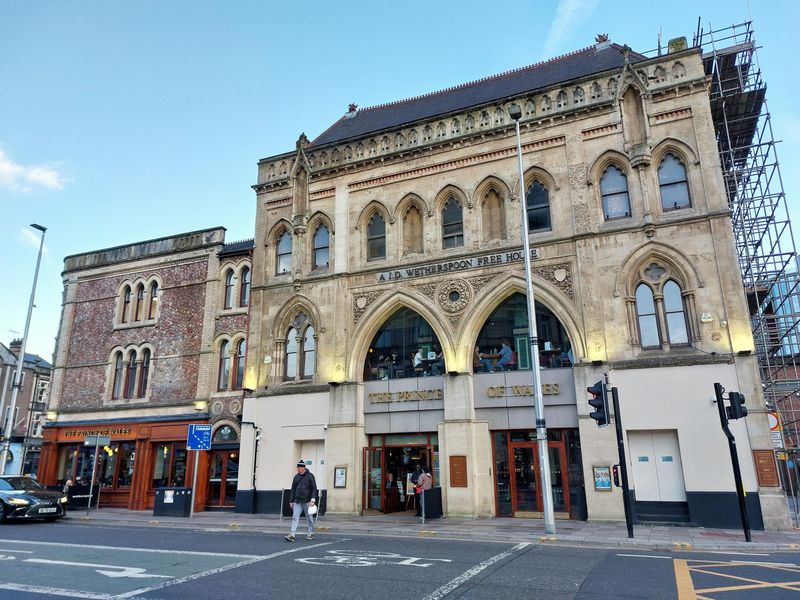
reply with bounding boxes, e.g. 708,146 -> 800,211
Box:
206,424 -> 239,510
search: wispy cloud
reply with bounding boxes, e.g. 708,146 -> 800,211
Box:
541,0 -> 601,60
19,227 -> 48,257
0,147 -> 68,193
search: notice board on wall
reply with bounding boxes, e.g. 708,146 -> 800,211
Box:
753,449 -> 780,487
449,455 -> 468,487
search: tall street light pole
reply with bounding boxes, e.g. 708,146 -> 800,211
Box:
0,224 -> 47,475
508,105 -> 556,535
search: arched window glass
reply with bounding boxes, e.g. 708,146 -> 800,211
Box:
601,165 -> 631,220
234,339 -> 246,390
138,349 -> 151,397
285,328 -> 298,380
218,341 -> 231,391
302,327 -> 316,379
276,231 -> 292,275
122,286 -> 131,323
635,284 -> 660,348
112,352 -> 124,399
125,351 -> 138,399
659,153 -> 691,210
663,280 -> 688,344
313,225 -> 330,270
134,284 -> 145,321
213,425 -> 238,442
224,270 -> 235,309
367,213 -> 386,260
364,307 -> 445,380
483,188 -> 506,241
403,206 -> 423,255
239,267 -> 251,307
526,181 -> 551,232
148,282 -> 159,319
442,197 -> 464,249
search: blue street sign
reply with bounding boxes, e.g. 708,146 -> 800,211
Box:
187,424 -> 212,450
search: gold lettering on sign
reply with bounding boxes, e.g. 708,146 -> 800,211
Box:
63,427 -> 132,439
485,384 -> 559,397
369,390 -> 443,403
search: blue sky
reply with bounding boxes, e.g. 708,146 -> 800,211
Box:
2,0 -> 799,360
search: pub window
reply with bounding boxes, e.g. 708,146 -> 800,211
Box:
659,153 -> 691,210
601,165 -> 631,220
367,213 -> 386,260
121,286 -> 131,323
152,442 -> 187,488
313,225 -> 330,270
223,269 -> 235,309
233,339 -> 246,390
111,351 -> 124,399
276,230 -> 293,275
442,197 -> 464,249
124,350 -> 138,399
138,349 -> 151,397
218,340 -> 231,391
526,181 -> 551,232
635,283 -> 661,348
134,284 -> 145,321
98,442 -> 135,488
148,281 -> 159,319
239,267 -> 251,307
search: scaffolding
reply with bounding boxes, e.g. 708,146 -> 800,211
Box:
698,20 -> 800,525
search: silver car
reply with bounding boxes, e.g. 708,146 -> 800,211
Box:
0,476 -> 68,522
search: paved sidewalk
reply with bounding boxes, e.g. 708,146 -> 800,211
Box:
63,508 -> 800,552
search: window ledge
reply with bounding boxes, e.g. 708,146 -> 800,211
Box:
218,307 -> 248,317
114,319 -> 157,331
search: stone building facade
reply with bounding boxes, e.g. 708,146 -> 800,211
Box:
240,39 -> 790,529
40,228 -> 252,511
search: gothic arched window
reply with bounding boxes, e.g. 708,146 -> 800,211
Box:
442,197 -> 464,249
659,153 -> 691,210
313,225 -> 330,270
239,267 -> 251,307
367,213 -> 386,260
218,340 -> 231,391
601,165 -> 631,220
526,181 -> 551,232
224,270 -> 235,309
276,231 -> 292,275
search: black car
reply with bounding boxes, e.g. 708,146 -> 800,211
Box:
0,476 -> 68,522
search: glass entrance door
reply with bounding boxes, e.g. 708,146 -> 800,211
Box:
207,450 -> 239,508
509,441 -> 571,517
363,447 -> 383,511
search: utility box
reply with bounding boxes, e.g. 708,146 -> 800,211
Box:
153,487 -> 192,517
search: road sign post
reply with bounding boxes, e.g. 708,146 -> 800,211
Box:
186,424 -> 211,517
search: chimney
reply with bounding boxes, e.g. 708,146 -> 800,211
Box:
9,339 -> 22,357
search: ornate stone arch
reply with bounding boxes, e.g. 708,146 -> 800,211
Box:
211,419 -> 241,442
614,240 -> 703,297
395,193 -> 427,256
475,176 -> 512,242
349,290 -> 453,382
651,137 -> 698,168
587,149 -> 632,185
457,273 -> 586,370
273,295 -> 324,341
307,211 -> 334,271
266,218 -> 294,246
356,200 -> 392,230
433,184 -> 469,212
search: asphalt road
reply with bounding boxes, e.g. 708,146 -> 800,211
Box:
0,520 -> 798,599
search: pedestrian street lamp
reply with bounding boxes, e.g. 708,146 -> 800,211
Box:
0,224 -> 47,475
508,105 -> 556,535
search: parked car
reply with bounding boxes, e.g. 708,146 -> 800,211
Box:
0,475 -> 68,522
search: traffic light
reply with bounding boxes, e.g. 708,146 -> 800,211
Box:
587,379 -> 609,426
727,391 -> 748,420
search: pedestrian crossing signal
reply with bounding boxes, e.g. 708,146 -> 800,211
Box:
587,380 -> 609,427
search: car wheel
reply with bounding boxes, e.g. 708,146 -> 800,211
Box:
0,503 -> 7,524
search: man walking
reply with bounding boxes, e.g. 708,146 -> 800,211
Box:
285,460 -> 317,542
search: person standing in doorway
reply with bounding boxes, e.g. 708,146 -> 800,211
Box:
285,460 -> 317,542
415,466 -> 432,517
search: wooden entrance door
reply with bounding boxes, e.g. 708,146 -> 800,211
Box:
509,441 -> 570,517
207,450 -> 239,508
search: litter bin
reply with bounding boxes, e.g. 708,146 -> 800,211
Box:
153,487 -> 193,517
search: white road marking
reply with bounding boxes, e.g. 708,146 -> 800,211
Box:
25,558 -> 173,579
616,553 -> 673,560
0,583 -> 114,599
423,542 -> 530,600
117,539 -> 346,598
0,548 -> 34,553
0,538 -> 260,559
297,549 -> 453,568
705,551 -> 770,556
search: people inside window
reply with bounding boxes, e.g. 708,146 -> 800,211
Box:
367,213 -> 386,260
442,197 -> 464,249
276,230 -> 293,275
313,225 -> 330,269
526,181 -> 551,232
364,308 -> 445,380
239,267 -> 251,307
600,165 -> 631,220
473,293 -> 572,373
658,153 -> 691,210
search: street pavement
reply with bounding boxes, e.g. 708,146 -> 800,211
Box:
1,519 -> 800,598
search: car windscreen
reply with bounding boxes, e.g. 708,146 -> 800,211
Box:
0,477 -> 43,491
